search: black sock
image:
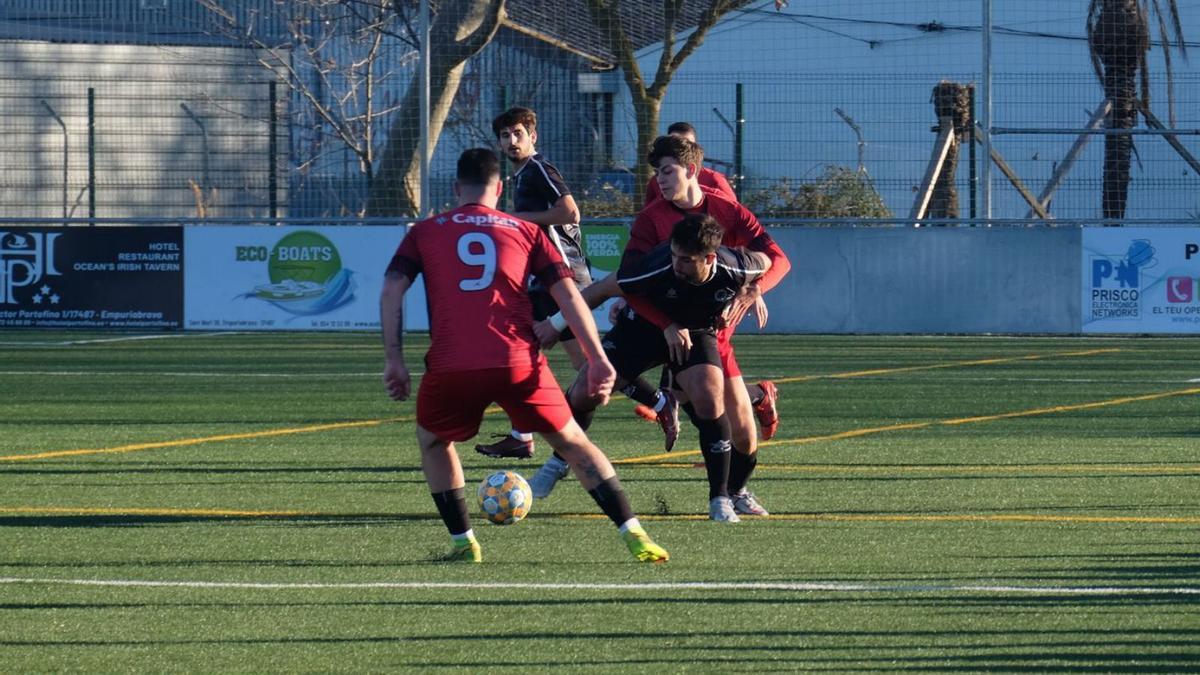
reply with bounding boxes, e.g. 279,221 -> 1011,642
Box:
569,400 -> 595,431
747,383 -> 765,406
728,450 -> 758,495
587,476 -> 636,527
431,488 -> 471,536
692,414 -> 732,499
620,377 -> 660,408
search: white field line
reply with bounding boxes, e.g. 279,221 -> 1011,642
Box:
0,576 -> 1197,596
0,332 -> 247,347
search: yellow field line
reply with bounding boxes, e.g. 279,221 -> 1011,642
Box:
616,386 -> 1200,464
0,348 -> 1121,463
772,348 -> 1122,385
1,506 -> 1196,526
625,462 -> 1200,475
0,506 -> 317,518
0,417 -> 413,463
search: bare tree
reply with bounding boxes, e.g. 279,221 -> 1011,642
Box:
368,0 -> 504,216
1086,0 -> 1187,221
583,0 -> 742,190
196,0 -> 502,217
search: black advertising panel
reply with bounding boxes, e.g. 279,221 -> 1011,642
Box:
0,227 -> 183,329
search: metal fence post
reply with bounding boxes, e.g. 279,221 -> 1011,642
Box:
735,82 -> 744,198
269,81 -> 278,222
87,87 -> 95,226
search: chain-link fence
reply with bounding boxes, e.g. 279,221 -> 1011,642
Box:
0,0 -> 1196,223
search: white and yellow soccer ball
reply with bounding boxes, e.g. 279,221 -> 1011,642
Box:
477,470 -> 533,525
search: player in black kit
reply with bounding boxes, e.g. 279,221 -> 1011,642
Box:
565,213 -> 772,523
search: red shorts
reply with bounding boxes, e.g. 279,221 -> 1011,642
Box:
717,325 -> 741,379
416,358 -> 573,442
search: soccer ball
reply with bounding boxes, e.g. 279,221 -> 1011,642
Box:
477,470 -> 533,525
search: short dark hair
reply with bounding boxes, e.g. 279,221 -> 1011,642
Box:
492,107 -> 537,138
671,213 -> 723,255
666,121 -> 696,137
457,148 -> 501,186
647,134 -> 704,170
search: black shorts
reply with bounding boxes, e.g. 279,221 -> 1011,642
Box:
529,225 -> 592,340
601,312 -> 721,384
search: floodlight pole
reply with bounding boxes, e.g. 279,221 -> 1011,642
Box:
39,99 -> 68,220
981,0 -> 993,220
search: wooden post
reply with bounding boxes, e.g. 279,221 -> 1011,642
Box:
910,120 -> 955,222
1025,100 -> 1112,219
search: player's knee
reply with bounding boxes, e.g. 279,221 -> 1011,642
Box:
688,393 -> 723,420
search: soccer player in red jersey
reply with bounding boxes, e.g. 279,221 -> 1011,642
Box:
532,135 -> 791,516
637,122 -> 778,438
380,148 -> 668,564
643,122 -> 736,206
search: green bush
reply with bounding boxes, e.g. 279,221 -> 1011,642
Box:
742,166 -> 892,219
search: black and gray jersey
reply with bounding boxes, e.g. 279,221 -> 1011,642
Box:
616,244 -> 767,330
512,153 -> 582,256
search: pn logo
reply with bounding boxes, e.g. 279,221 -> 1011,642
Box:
1092,239 -> 1155,290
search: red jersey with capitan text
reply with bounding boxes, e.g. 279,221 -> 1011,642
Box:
386,204 -> 571,373
644,167 -> 736,206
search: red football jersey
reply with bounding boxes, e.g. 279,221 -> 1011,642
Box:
624,187 -> 791,329
644,166 -> 736,206
387,204 -> 571,373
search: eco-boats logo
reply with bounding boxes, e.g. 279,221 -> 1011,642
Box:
235,231 -> 356,316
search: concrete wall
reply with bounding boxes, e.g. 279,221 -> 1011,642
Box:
747,226 -> 1080,334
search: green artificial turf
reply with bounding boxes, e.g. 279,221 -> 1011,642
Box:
1,331 -> 1199,671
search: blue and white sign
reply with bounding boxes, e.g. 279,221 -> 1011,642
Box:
184,226 -> 418,331
1082,227 -> 1200,333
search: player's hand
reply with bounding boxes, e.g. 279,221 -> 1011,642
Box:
382,360 -> 411,401
586,357 -> 617,406
664,323 -> 692,365
532,318 -> 561,349
752,295 -> 769,329
725,283 -> 762,329
607,298 -> 627,325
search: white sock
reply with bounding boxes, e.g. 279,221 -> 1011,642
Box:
617,518 -> 642,534
510,430 -> 534,442
451,529 -> 475,543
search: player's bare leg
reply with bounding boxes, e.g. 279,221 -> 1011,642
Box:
725,376 -> 768,516
416,424 -> 480,562
542,419 -> 669,563
528,362 -> 627,499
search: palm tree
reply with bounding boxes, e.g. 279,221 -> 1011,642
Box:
1086,0 -> 1187,221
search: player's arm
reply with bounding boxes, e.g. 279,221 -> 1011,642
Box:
532,273 -> 622,349
725,245 -> 778,329
380,268 -> 413,401
513,193 -> 580,227
616,250 -> 693,364
548,279 -> 616,405
616,248 -> 673,331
